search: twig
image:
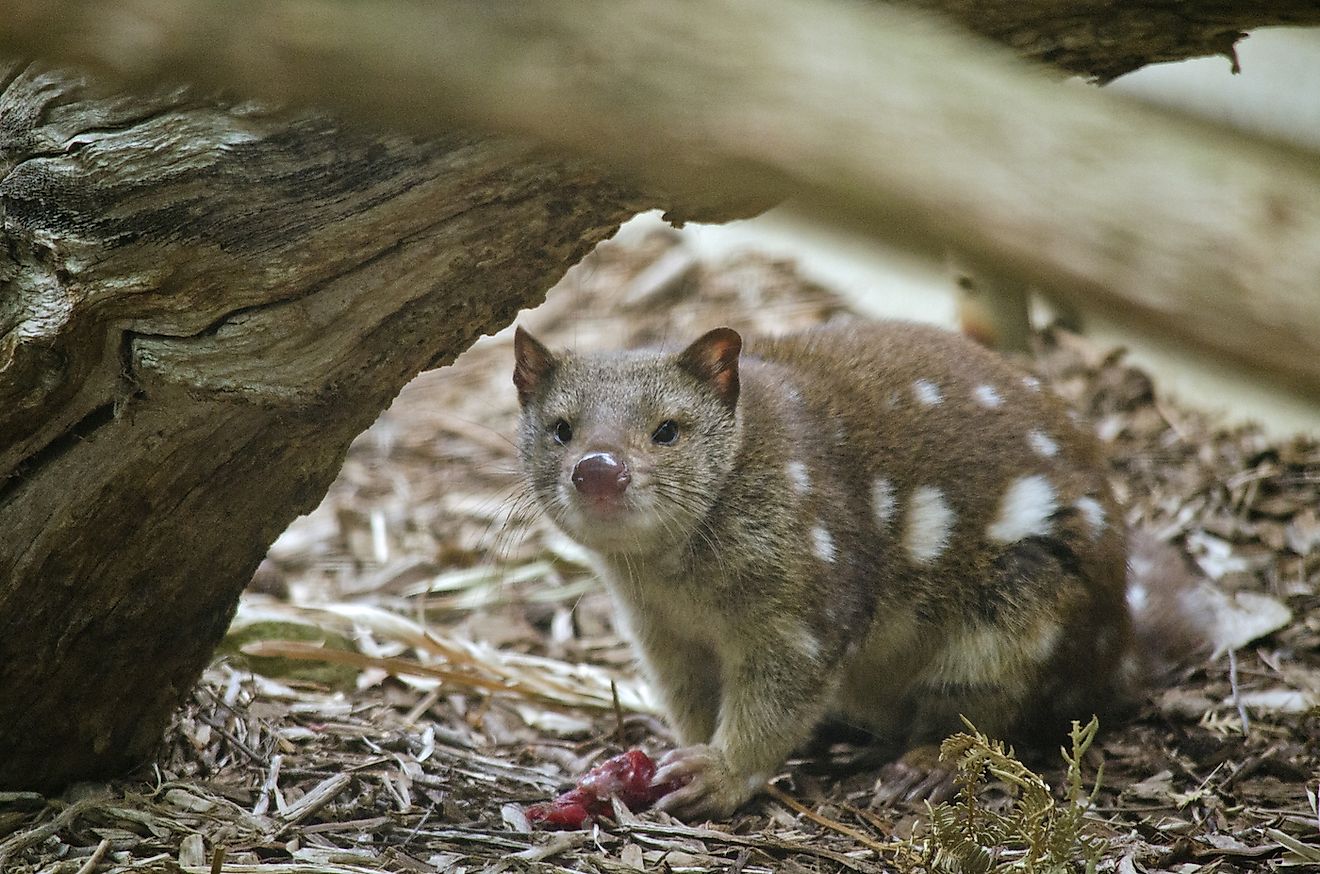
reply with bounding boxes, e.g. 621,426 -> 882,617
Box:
272,773 -> 353,836
405,686 -> 443,724
0,798 -> 97,867
252,753 -> 283,817
1221,744 -> 1279,791
241,641 -> 617,711
73,838 -> 111,874
761,783 -> 896,855
624,820 -> 884,873
194,710 -> 266,763
1227,648 -> 1251,735
611,680 -> 625,744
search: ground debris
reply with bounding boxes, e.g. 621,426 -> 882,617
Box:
6,235 -> 1318,872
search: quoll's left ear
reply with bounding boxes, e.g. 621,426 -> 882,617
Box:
677,327 -> 742,410
513,326 -> 558,406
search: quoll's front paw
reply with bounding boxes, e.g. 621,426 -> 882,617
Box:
652,745 -> 760,821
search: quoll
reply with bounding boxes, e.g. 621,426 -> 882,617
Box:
513,320 -> 1204,820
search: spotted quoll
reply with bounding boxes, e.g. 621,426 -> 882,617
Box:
514,320 -> 1202,820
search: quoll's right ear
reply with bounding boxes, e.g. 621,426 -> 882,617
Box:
677,327 -> 742,410
513,326 -> 558,406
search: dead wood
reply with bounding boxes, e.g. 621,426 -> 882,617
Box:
901,0 -> 1320,80
2,1 -> 1319,394
4,0 -> 1318,88
0,61 -> 641,790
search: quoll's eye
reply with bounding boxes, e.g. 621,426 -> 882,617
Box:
652,420 -> 680,445
552,419 -> 573,445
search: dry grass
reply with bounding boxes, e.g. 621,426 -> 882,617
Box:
4,230 -> 1319,872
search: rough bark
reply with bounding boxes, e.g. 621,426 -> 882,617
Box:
901,0 -> 1320,80
3,1 -> 1319,394
0,61 -> 641,790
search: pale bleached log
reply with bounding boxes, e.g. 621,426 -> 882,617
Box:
2,0 -> 1318,392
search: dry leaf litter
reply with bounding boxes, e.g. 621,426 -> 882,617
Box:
3,229 -> 1318,873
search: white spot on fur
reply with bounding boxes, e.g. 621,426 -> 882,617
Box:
1031,622 -> 1063,660
1074,496 -> 1106,539
811,525 -> 837,563
786,460 -> 811,494
1022,375 -> 1041,391
912,379 -> 943,406
1120,652 -> 1142,684
1028,430 -> 1059,458
903,486 -> 954,563
794,626 -> 823,661
871,477 -> 896,528
1129,554 -> 1154,581
1127,580 -> 1149,613
987,474 -> 1058,543
973,384 -> 1002,408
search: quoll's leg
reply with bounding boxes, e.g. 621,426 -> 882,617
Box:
609,590 -> 722,745
631,630 -> 722,746
874,678 -> 1025,805
876,534 -> 1128,804
654,636 -> 842,820
649,653 -> 721,747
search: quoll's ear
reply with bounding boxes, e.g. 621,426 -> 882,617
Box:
677,327 -> 742,410
513,326 -> 558,406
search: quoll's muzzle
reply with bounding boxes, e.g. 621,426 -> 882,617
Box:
572,451 -> 631,500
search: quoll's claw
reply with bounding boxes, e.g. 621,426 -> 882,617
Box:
652,745 -> 753,821
652,745 -> 717,786
874,745 -> 955,806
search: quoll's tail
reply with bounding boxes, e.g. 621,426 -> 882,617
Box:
1125,530 -> 1216,687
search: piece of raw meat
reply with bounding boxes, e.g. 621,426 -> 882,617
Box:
525,749 -> 686,829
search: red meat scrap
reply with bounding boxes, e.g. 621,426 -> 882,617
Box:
525,749 -> 686,829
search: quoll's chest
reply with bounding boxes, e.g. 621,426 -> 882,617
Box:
595,556 -> 731,640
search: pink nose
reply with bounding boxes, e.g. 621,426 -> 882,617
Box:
572,452 -> 631,500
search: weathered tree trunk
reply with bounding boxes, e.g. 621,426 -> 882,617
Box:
0,62 -> 641,790
901,0 -> 1320,80
6,1 -> 1320,393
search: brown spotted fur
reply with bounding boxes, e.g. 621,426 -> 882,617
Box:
515,321 -> 1164,819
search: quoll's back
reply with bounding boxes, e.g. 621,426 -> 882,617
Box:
744,324 -> 1132,742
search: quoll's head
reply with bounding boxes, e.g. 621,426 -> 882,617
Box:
513,326 -> 743,554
